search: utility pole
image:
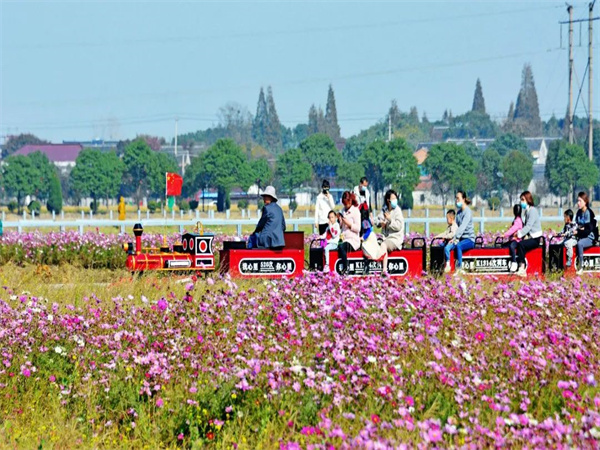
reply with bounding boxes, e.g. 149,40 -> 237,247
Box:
589,1 -> 595,162
568,4 -> 575,144
387,115 -> 392,142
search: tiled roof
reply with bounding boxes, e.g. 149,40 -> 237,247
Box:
14,144 -> 83,162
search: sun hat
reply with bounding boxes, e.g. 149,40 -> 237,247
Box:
261,186 -> 278,202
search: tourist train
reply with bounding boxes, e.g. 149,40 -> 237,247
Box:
123,224 -> 600,279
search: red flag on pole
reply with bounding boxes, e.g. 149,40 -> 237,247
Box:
166,172 -> 183,196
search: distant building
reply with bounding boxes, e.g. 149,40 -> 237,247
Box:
13,143 -> 84,173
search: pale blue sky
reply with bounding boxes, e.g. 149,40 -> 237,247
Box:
1,0 -> 598,143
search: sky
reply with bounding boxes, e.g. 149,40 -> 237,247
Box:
0,0 -> 598,144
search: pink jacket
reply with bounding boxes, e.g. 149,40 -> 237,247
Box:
503,216 -> 523,240
341,205 -> 361,251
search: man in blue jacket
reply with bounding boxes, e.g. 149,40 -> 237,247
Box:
248,186 -> 286,249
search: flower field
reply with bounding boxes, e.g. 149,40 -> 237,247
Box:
0,263 -> 599,449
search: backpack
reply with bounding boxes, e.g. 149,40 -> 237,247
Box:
590,208 -> 598,242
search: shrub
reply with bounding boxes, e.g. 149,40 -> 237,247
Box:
179,200 -> 190,212
8,201 -> 18,213
189,200 -> 199,211
28,200 -> 41,214
90,200 -> 98,213
47,174 -> 63,214
289,199 -> 298,212
147,201 -> 160,213
237,199 -> 249,210
257,198 -> 265,210
488,196 -> 501,211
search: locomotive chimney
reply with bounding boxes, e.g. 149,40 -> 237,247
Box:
133,223 -> 143,254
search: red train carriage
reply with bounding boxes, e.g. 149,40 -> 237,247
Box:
219,232 -> 305,278
309,237 -> 426,277
430,236 -> 545,277
548,236 -> 600,274
124,223 -> 215,272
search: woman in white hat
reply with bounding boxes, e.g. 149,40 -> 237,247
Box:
248,186 -> 286,249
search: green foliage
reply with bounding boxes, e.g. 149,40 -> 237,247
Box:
478,149 -> 502,199
1,133 -> 48,158
444,111 -> 498,139
336,161 -> 364,190
237,199 -> 249,210
147,201 -> 160,213
150,152 -> 179,197
265,87 -> 283,153
289,199 -> 298,212
179,200 -> 190,212
27,151 -> 56,201
488,133 -> 530,159
27,200 -> 41,214
195,139 -> 253,212
501,150 -> 533,202
250,158 -> 273,188
324,84 -> 341,141
471,78 -> 486,114
89,200 -> 98,213
7,201 -> 18,213
424,143 -> 476,206
299,134 -> 342,186
384,138 -> 420,206
252,87 -> 268,147
359,141 -> 388,206
2,155 -> 39,212
276,148 -> 312,198
342,136 -> 368,163
122,140 -> 156,206
71,149 -> 124,205
511,63 -> 542,136
47,174 -> 63,213
189,200 -> 199,211
257,198 -> 265,210
488,196 -> 501,211
545,140 -> 599,202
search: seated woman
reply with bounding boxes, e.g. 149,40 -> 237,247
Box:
248,186 -> 286,250
337,191 -> 361,274
573,191 -> 596,275
374,189 -> 404,274
510,191 -> 542,276
444,191 -> 475,274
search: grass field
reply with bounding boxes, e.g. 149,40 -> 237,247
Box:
0,264 -> 599,449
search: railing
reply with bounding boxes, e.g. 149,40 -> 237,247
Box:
1,207 -> 565,236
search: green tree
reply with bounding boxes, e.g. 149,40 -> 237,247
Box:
424,143 -> 476,207
2,155 -> 39,212
27,151 -> 56,202
501,151 -> 533,204
383,138 -> 420,210
182,153 -> 210,210
250,158 -> 273,191
200,139 -> 253,211
299,134 -> 342,186
342,136 -> 368,163
265,86 -> 283,153
71,149 -> 125,207
336,161 -> 364,191
149,152 -> 179,198
252,87 -> 268,146
1,133 -> 49,158
545,140 -> 599,204
325,84 -> 341,141
275,148 -> 312,200
512,63 -> 542,136
472,78 -> 486,114
478,148 -> 502,200
444,111 -> 498,139
122,139 -> 156,208
358,141 -> 387,209
488,133 -> 530,159
46,173 -> 63,214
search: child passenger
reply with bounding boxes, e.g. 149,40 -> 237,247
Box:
435,209 -> 458,241
504,205 -> 523,258
559,209 -> 577,268
320,210 -> 341,272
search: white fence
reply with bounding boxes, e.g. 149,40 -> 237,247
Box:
1,207 -> 566,237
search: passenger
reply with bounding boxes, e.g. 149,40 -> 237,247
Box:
443,191 -> 475,274
375,189 -> 405,275
510,191 -> 542,276
353,176 -> 371,209
353,177 -> 372,237
247,186 -> 286,250
315,179 -> 336,235
573,191 -> 596,275
504,204 -> 523,253
559,209 -> 577,269
319,210 -> 341,273
435,209 -> 458,241
337,191 -> 361,275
